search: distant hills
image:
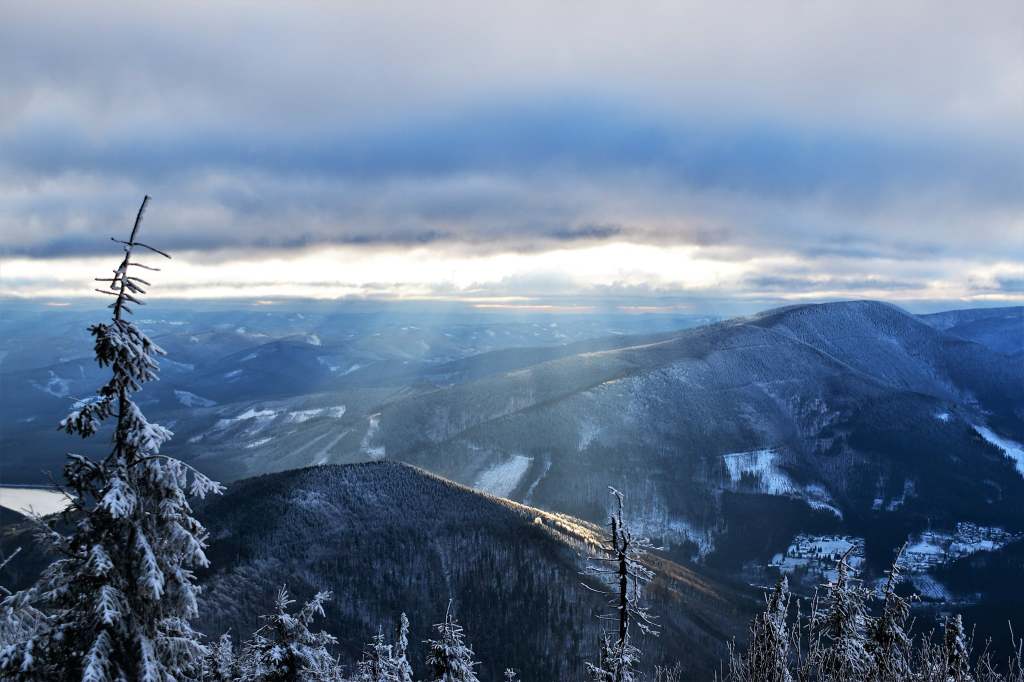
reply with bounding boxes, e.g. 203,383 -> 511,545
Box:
2,299 -> 1022,624
920,305 -> 1023,357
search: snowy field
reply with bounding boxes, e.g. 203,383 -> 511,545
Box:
0,487 -> 71,516
474,455 -> 532,498
721,449 -> 842,517
973,424 -> 1024,477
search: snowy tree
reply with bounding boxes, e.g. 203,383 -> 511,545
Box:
588,633 -> 616,682
0,548 -> 48,677
585,488 -> 658,682
353,613 -> 414,682
725,576 -> 793,682
867,549 -> 913,681
811,549 -> 873,682
425,603 -> 479,682
503,668 -> 518,682
205,632 -> 239,681
653,662 -> 683,682
239,586 -> 339,681
394,613 -> 414,682
355,627 -> 397,682
0,196 -> 223,680
943,614 -> 974,682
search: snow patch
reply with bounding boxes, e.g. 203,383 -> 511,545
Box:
213,407 -> 279,432
31,371 -> 70,398
245,437 -> 272,449
174,390 -> 217,408
474,455 -> 532,497
285,405 -> 346,423
240,352 -> 259,362
0,487 -> 71,516
361,413 -> 385,459
577,420 -> 600,451
909,574 -> 954,601
723,449 -> 792,495
934,411 -> 951,422
973,424 -> 1024,477
721,449 -> 842,518
306,334 -> 321,346
223,369 -> 243,380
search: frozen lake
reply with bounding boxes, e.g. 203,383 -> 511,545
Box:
0,486 -> 71,517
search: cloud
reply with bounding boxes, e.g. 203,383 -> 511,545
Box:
1,1 -> 1022,305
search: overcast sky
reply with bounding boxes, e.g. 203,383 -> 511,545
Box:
1,1 -> 1022,312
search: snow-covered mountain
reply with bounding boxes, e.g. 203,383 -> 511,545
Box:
919,305 -> 1023,357
353,301 -> 1024,606
0,462 -> 754,679
3,299 -> 1022,619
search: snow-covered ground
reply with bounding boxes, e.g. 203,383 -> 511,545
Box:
973,424 -> 1024,477
577,420 -> 600,450
723,449 -> 793,495
771,534 -> 865,582
286,405 -> 346,424
474,455 -> 532,498
0,487 -> 71,516
721,448 -> 842,517
31,371 -> 70,398
174,390 -> 217,407
361,413 -> 385,459
909,574 -> 953,601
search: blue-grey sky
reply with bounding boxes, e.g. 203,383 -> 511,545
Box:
1,1 -> 1022,311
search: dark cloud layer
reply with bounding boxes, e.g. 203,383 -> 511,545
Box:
2,1 -> 1022,303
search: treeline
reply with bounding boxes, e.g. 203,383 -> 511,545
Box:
724,551 -> 1023,682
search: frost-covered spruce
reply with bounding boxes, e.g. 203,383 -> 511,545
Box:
867,551 -> 913,681
425,604 -> 479,682
943,614 -> 973,682
355,626 -> 398,682
812,549 -> 873,682
0,197 -> 223,681
205,632 -> 239,681
726,576 -> 793,682
239,586 -> 339,681
585,488 -> 658,682
394,613 -> 414,682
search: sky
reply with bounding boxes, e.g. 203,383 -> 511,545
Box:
1,1 -> 1022,313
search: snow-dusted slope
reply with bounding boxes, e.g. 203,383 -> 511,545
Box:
195,462 -> 750,680
362,301 -> 1024,579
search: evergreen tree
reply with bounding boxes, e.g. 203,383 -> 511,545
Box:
425,603 -> 479,682
811,549 -> 873,682
239,586 -> 339,681
585,488 -> 658,682
355,627 -> 398,682
727,576 -> 793,682
867,549 -> 913,681
0,196 -> 223,681
394,613 -> 414,682
943,614 -> 974,682
587,633 -> 615,682
206,632 -> 239,681
503,668 -> 518,682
